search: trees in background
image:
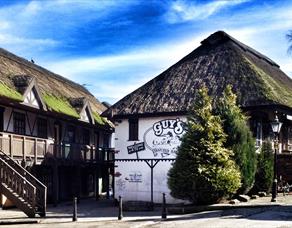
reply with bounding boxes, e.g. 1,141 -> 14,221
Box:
252,141 -> 274,193
217,85 -> 257,194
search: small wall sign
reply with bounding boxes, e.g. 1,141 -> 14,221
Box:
127,142 -> 145,158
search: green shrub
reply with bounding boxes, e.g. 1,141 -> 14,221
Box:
217,85 -> 257,194
167,87 -> 241,204
252,141 -> 274,193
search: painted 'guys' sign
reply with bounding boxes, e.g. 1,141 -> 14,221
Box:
144,118 -> 186,158
153,119 -> 185,136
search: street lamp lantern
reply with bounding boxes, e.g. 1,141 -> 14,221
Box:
270,115 -> 283,134
270,114 -> 282,202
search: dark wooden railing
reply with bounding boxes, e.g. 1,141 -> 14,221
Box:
0,150 -> 47,217
47,143 -> 115,162
0,132 -> 115,163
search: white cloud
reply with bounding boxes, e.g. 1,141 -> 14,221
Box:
43,34 -> 207,103
0,0 -> 291,104
0,0 -> 136,56
165,0 -> 250,23
92,79 -> 150,103
0,34 -> 59,46
45,34 -> 204,79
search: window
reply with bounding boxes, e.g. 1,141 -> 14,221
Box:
0,107 -> 4,132
82,129 -> 90,145
67,125 -> 76,143
13,112 -> 25,135
103,134 -> 110,148
37,118 -> 47,138
129,118 -> 138,141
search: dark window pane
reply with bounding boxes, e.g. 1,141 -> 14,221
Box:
103,134 -> 110,148
37,118 -> 47,138
0,107 -> 4,132
129,118 -> 138,141
13,112 -> 25,135
82,129 -> 90,145
67,125 -> 75,143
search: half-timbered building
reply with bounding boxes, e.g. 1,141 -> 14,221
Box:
0,48 -> 114,217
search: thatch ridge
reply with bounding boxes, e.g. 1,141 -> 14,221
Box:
0,48 -> 91,95
103,31 -> 292,117
201,31 -> 279,67
0,47 -> 106,115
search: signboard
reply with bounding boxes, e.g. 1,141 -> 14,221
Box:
127,142 -> 145,158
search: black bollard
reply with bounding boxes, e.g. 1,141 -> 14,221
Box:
161,193 -> 167,220
73,197 -> 78,222
118,196 -> 123,220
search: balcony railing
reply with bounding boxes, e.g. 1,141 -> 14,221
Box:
0,133 -> 47,162
0,132 -> 114,163
47,143 -> 115,162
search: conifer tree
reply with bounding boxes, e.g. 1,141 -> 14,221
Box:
252,141 -> 274,193
217,85 -> 257,194
167,87 -> 241,204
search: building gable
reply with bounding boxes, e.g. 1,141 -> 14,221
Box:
23,88 -> 39,107
21,78 -> 46,110
79,101 -> 94,124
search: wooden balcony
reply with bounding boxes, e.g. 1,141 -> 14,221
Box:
0,133 -> 47,163
0,132 -> 114,164
47,143 -> 115,163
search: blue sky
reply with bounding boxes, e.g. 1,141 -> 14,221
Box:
0,0 -> 291,104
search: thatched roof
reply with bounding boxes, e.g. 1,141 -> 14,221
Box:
103,31 -> 292,118
0,47 -> 109,125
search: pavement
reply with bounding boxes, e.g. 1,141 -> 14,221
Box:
1,194 -> 292,227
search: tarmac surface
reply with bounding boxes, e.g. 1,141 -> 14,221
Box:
2,194 -> 292,227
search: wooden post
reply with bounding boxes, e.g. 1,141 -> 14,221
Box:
96,166 -> 100,201
53,164 -> 59,206
77,166 -> 81,201
93,167 -> 97,199
23,136 -> 26,161
106,166 -> 110,199
10,134 -> 13,158
90,146 -> 93,161
44,140 -> 47,156
34,138 -> 37,164
112,151 -> 115,200
106,149 -> 110,199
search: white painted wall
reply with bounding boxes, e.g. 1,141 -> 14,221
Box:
114,115 -> 187,203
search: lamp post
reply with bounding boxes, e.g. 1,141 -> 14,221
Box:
270,114 -> 282,202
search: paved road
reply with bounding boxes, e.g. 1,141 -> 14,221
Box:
2,196 -> 292,227
2,206 -> 292,227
